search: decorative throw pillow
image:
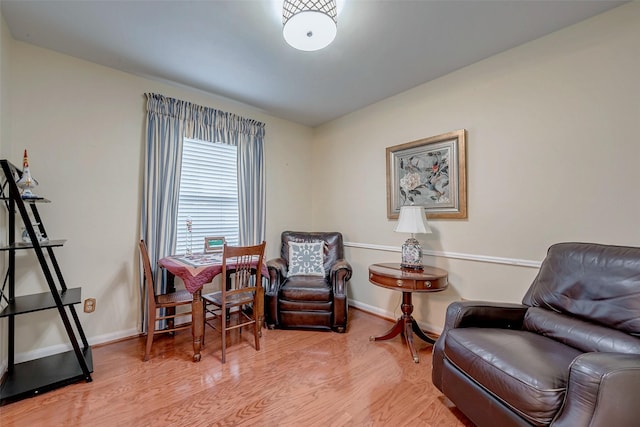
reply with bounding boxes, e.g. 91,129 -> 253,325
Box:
288,241 -> 325,277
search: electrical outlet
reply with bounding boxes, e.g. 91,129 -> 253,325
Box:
83,298 -> 96,313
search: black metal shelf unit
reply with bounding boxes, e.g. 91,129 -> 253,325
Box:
0,160 -> 92,405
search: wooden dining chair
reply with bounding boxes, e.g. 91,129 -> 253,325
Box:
139,240 -> 193,361
202,241 -> 266,363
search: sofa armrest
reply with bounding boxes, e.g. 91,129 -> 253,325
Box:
432,301 -> 528,392
266,258 -> 287,295
443,300 -> 529,330
553,353 -> 640,427
330,259 -> 352,296
330,259 -> 351,332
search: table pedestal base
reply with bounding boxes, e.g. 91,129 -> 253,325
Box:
369,291 -> 436,363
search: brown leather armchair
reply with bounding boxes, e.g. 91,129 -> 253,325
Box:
433,242 -> 640,427
265,231 -> 352,332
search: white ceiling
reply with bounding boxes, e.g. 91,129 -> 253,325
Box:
1,0 -> 626,127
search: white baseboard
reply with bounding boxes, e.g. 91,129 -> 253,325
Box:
349,300 -> 443,335
5,303 -> 438,366
13,328 -> 139,364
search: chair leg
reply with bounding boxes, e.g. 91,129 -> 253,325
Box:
254,316 -> 260,351
202,301 -> 206,348
144,309 -> 156,361
221,305 -> 227,364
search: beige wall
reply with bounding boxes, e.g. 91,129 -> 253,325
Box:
312,2 -> 640,331
2,34 -> 313,358
0,14 -> 9,366
0,13 -> 9,149
0,3 -> 638,360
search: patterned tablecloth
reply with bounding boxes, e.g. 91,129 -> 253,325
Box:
158,252 -> 267,294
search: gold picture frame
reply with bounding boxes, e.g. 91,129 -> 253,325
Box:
204,236 -> 226,253
386,129 -> 467,219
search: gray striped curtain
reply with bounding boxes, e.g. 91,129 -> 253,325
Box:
214,111 -> 266,246
141,93 -> 265,328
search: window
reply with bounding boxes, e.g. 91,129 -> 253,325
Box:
175,138 -> 238,254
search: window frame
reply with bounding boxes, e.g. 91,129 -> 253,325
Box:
175,138 -> 239,255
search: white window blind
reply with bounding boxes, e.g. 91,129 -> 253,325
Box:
175,138 -> 239,254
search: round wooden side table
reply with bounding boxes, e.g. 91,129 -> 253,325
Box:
368,263 -> 448,363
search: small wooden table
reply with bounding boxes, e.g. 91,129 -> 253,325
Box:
158,253 -> 267,362
368,263 -> 448,363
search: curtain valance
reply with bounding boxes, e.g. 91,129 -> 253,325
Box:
145,93 -> 265,144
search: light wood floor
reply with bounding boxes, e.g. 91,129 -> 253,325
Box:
0,309 -> 473,426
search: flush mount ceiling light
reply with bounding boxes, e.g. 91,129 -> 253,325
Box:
283,0 -> 337,51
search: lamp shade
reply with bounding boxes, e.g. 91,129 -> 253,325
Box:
283,0 -> 337,51
395,206 -> 431,234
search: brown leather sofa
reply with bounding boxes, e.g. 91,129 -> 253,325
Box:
433,242 -> 640,427
265,231 -> 352,332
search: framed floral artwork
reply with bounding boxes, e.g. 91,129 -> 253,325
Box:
386,129 -> 467,219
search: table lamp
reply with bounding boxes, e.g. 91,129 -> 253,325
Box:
395,205 -> 432,270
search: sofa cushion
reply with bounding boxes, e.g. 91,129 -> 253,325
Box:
278,299 -> 332,311
523,307 -> 640,354
445,328 -> 582,426
280,231 -> 344,276
287,241 -> 325,277
523,243 -> 640,335
281,276 -> 331,302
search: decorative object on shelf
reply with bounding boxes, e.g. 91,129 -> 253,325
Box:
15,149 -> 39,199
395,205 -> 432,270
21,226 -> 48,243
283,0 -> 337,51
186,216 -> 193,255
387,130 -> 467,219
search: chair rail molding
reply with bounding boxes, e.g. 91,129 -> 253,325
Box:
344,241 -> 542,269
